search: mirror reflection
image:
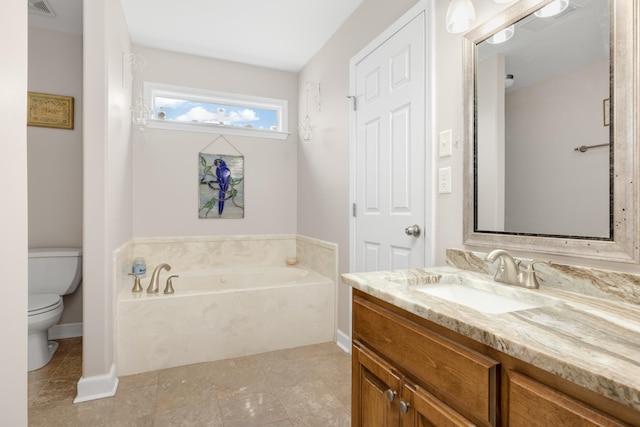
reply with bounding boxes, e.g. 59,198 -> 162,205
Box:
475,0 -> 611,239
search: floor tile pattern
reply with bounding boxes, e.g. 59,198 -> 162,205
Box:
28,338 -> 351,426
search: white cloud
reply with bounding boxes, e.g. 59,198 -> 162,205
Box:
155,97 -> 189,109
177,106 -> 217,122
227,108 -> 260,123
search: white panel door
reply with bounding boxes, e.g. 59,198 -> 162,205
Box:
354,12 -> 426,272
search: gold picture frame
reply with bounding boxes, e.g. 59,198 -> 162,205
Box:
27,92 -> 74,130
603,98 -> 610,127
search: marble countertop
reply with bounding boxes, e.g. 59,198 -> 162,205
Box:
342,266 -> 640,412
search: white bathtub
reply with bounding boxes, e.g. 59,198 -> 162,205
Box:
117,266 -> 335,375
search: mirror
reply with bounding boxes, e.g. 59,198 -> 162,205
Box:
463,0 -> 639,262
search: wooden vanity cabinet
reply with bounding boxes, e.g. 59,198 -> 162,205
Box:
506,371 -> 631,427
352,289 -> 640,427
353,342 -> 475,427
353,291 -> 499,426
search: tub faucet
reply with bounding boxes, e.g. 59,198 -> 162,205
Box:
485,249 -> 521,287
147,263 -> 171,293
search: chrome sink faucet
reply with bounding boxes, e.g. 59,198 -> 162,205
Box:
484,249 -> 543,289
147,263 -> 171,293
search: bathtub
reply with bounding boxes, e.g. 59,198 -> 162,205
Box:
117,266 -> 335,375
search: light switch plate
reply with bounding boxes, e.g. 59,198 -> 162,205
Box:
439,129 -> 453,158
439,167 -> 452,194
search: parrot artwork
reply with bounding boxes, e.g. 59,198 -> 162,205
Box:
214,159 -> 231,215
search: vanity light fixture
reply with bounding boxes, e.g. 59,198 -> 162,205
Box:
486,25 -> 515,44
446,0 -> 476,34
534,0 -> 569,18
505,74 -> 514,88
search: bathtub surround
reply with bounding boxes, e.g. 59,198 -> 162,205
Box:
115,234 -> 338,375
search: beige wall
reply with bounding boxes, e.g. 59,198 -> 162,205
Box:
28,27 -> 84,325
297,0 -> 420,337
131,47 -> 298,238
0,0 -> 28,422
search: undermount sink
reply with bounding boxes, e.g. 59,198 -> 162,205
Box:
389,272 -> 555,314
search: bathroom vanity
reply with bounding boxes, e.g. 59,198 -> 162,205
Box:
343,259 -> 640,426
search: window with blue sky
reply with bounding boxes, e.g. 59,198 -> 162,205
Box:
144,82 -> 288,139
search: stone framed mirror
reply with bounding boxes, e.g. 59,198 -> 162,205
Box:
462,0 -> 639,262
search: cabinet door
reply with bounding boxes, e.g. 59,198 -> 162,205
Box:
353,341 -> 402,427
508,371 -> 631,427
401,381 -> 476,427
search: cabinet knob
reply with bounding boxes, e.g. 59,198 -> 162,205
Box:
399,400 -> 411,414
385,389 -> 397,401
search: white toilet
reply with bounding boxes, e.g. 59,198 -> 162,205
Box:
28,248 -> 82,371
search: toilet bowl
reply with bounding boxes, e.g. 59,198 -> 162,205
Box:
28,248 -> 82,371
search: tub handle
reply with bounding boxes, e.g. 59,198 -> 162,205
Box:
164,275 -> 179,294
128,273 -> 143,293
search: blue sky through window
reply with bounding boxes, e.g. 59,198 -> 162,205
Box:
155,96 -> 278,131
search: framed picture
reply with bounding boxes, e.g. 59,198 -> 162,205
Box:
603,98 -> 610,127
27,92 -> 74,130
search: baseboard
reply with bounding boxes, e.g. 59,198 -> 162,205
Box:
48,322 -> 83,340
336,328 -> 351,354
74,363 -> 119,403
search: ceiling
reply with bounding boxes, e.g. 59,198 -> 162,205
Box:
28,0 -> 363,72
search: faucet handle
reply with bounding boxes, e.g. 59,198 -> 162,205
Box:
164,275 -> 179,294
128,273 -> 143,292
518,260 -> 547,289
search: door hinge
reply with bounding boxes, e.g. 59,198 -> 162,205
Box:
347,95 -> 357,111
352,203 -> 357,217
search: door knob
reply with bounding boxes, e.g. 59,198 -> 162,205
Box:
404,224 -> 421,237
399,400 -> 411,414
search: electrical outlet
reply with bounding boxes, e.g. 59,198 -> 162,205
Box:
439,129 -> 453,157
439,167 -> 452,194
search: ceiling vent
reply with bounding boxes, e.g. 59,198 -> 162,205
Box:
28,0 -> 56,17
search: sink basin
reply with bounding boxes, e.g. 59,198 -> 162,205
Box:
414,283 -> 546,314
389,271 -> 555,314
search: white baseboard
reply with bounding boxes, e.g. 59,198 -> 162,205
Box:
336,328 -> 351,354
48,322 -> 83,340
74,363 -> 119,403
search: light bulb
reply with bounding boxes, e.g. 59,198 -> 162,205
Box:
486,25 -> 515,44
534,0 -> 569,18
446,0 -> 476,34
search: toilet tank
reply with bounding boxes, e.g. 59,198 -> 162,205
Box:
28,248 -> 83,295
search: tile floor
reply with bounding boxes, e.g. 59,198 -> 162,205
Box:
28,337 -> 352,426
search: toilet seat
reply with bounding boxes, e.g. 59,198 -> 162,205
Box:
28,294 -> 63,317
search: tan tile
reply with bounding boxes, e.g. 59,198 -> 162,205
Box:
117,370 -> 159,391
218,391 -> 289,427
112,385 -> 157,419
154,404 -> 223,426
155,375 -> 219,414
28,379 -> 48,406
52,355 -> 83,379
30,376 -> 78,406
27,356 -> 65,382
104,414 -> 155,427
295,407 -> 351,427
56,337 -> 82,357
276,380 -> 344,419
68,396 -> 116,425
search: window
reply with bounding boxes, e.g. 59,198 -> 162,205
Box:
144,82 -> 289,140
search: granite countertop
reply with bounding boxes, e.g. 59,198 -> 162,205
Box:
342,266 -> 640,412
